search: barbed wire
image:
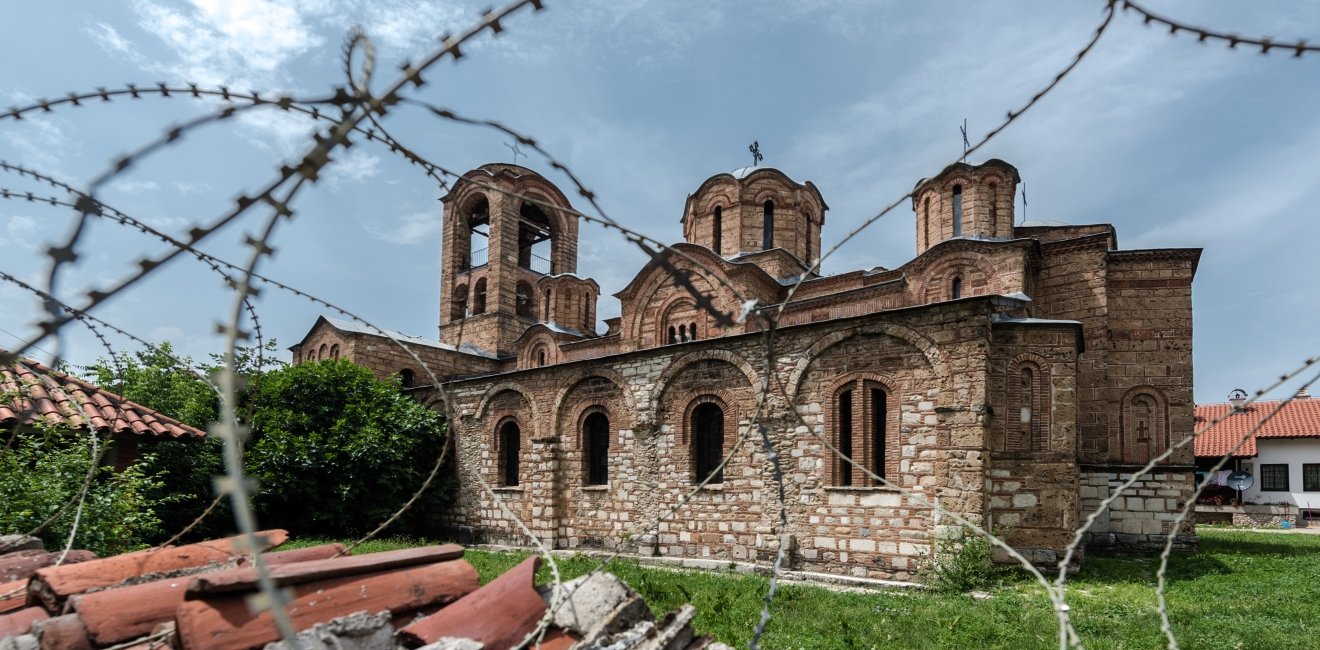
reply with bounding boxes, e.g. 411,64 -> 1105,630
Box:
1118,0 -> 1319,56
2,1 -> 1316,649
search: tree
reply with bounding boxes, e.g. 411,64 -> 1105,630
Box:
245,359 -> 452,536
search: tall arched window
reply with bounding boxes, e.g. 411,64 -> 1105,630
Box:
712,206 -> 723,254
584,411 -> 609,486
451,284 -> 469,320
330,344 -> 340,360
692,402 -> 725,484
951,276 -> 962,300
499,420 -> 521,487
668,325 -> 678,344
988,183 -> 998,226
1008,360 -> 1049,452
583,292 -> 591,328
318,343 -> 327,360
537,348 -> 547,367
544,288 -> 552,321
952,185 -> 963,237
923,196 -> 931,247
830,379 -> 890,486
399,368 -> 416,388
688,323 -> 697,342
762,200 -> 775,250
1122,389 -> 1167,464
473,278 -> 487,315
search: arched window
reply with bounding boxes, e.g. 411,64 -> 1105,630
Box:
519,203 -> 553,274
318,343 -> 327,360
951,276 -> 962,300
805,211 -> 813,264
584,411 -> 609,486
465,196 -> 490,270
712,206 -> 723,254
692,402 -> 725,484
668,325 -> 678,344
451,284 -> 469,320
330,344 -> 340,360
499,420 -> 521,487
688,323 -> 697,341
1008,360 -> 1049,452
544,288 -> 552,321
583,292 -> 591,328
923,196 -> 931,247
537,349 -> 547,367
830,379 -> 890,486
399,368 -> 416,388
988,183 -> 998,225
516,281 -> 534,318
952,185 -> 963,237
473,278 -> 487,314
762,200 -> 775,250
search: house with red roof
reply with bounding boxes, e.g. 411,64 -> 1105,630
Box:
0,350 -> 205,470
1194,389 -> 1320,523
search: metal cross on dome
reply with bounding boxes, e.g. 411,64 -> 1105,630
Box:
749,141 -> 763,167
504,141 -> 526,166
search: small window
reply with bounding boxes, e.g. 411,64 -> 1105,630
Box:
318,343 -> 327,360
922,197 -> 931,246
537,349 -> 547,367
583,292 -> 591,327
451,284 -> 469,320
584,412 -> 609,486
951,276 -> 962,300
952,185 -> 963,237
544,289 -> 552,321
688,323 -> 697,341
762,200 -> 775,250
500,421 -> 521,487
516,281 -> 534,318
1304,464 -> 1320,492
712,206 -> 723,254
1261,464 -> 1289,492
693,402 -> 725,484
330,344 -> 340,359
668,325 -> 678,344
399,368 -> 416,388
988,183 -> 998,224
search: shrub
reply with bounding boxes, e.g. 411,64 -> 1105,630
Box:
0,427 -> 166,555
245,359 -> 453,537
927,532 -> 1007,593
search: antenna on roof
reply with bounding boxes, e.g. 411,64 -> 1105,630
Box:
748,141 -> 763,167
960,119 -> 969,163
503,141 -> 526,166
1020,179 -> 1028,225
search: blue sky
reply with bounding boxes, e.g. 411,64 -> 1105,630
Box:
1,1 -> 1317,405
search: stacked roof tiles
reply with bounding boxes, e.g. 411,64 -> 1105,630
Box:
0,352 -> 204,439
1193,395 -> 1320,458
0,532 -> 725,649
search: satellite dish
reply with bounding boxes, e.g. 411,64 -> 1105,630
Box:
1227,471 -> 1255,491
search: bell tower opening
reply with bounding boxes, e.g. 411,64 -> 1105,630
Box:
519,202 -> 553,275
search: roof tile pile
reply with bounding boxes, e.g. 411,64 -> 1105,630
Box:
1194,396 -> 1320,458
0,353 -> 205,439
0,533 -> 726,650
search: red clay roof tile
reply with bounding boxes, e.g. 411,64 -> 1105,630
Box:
397,555 -> 546,649
1194,397 -> 1320,458
0,351 -> 205,439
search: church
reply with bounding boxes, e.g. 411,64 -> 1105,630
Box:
292,159 -> 1200,580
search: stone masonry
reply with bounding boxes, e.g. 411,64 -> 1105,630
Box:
292,159 -> 1202,579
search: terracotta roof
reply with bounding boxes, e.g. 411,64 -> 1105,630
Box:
0,351 -> 204,438
0,531 -> 724,649
1194,396 -> 1320,458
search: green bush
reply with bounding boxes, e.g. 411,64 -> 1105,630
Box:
928,532 -> 1007,593
246,359 -> 453,537
0,427 -> 166,555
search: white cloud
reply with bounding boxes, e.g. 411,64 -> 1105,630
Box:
363,210 -> 441,244
0,215 -> 39,248
323,149 -> 381,190
106,179 -> 160,194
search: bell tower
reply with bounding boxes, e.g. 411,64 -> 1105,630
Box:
439,164 -> 580,356
912,159 -> 1019,255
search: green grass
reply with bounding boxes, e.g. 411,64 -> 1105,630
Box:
284,528 -> 1320,649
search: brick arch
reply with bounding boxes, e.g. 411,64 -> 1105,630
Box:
652,349 -> 761,416
517,331 -> 559,369
473,383 -> 540,436
551,370 -> 635,434
820,372 -> 901,487
1005,352 -> 1053,452
678,388 -> 739,445
1120,385 -> 1170,464
515,189 -> 574,239
785,323 -> 949,401
625,263 -> 725,346
912,252 -> 1004,303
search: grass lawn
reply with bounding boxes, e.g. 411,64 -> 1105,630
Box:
284,527 -> 1320,649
